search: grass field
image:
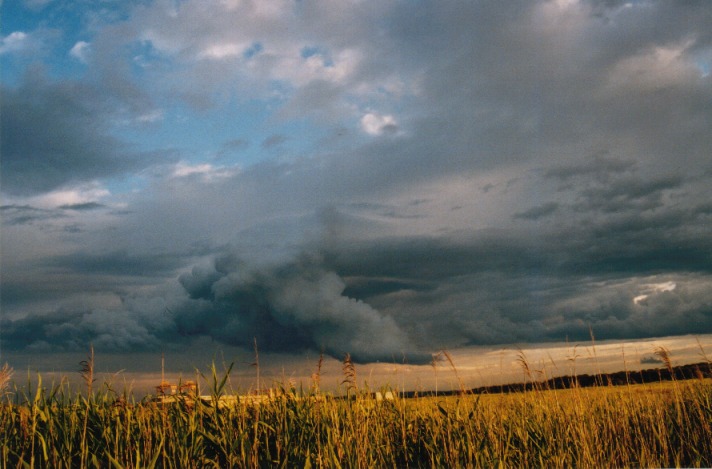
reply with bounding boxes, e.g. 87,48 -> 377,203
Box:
1,355 -> 711,468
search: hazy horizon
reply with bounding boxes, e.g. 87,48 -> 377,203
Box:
3,333 -> 710,398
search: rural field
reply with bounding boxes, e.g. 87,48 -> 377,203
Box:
1,356 -> 711,468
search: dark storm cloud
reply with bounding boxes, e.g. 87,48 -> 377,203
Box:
0,269 -> 104,312
0,305 -> 173,352
544,152 -> 636,184
3,244 -> 208,316
386,0 -> 712,176
543,154 -> 685,209
576,174 -> 684,213
2,200 -> 711,358
321,214 -> 710,284
569,210 -> 712,274
318,224 -> 712,347
45,250 -> 189,278
0,248 -> 432,363
0,72 -> 159,196
172,252 -> 431,363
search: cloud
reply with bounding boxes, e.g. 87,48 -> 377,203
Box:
2,0 -> 712,364
173,252 -> 430,363
633,281 -> 676,305
606,40 -> 700,92
0,303 -> 172,352
135,109 -> 164,124
544,152 -> 636,183
106,0 -> 407,118
69,41 -> 91,62
576,174 -> 684,213
319,228 -> 712,346
0,245 -> 431,363
2,200 -> 711,360
0,31 -> 30,55
198,41 -> 243,60
0,204 -> 65,226
261,134 -> 288,149
0,72 -> 171,196
58,202 -> 106,211
360,112 -> 398,136
169,162 -> 231,180
217,138 -> 249,158
45,250 -> 185,277
513,202 -> 560,220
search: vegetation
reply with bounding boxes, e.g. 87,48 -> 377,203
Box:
1,353 -> 711,468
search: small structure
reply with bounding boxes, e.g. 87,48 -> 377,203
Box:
179,380 -> 198,395
155,381 -> 178,395
152,380 -> 283,407
375,391 -> 395,402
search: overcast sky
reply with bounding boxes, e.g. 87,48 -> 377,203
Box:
2,0 -> 712,368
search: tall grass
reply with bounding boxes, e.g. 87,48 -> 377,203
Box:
1,345 -> 712,468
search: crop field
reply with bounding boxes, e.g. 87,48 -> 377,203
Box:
1,357 -> 711,469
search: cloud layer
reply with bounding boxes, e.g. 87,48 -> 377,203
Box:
2,0 -> 711,362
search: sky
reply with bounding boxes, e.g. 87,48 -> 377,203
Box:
2,0 -> 712,384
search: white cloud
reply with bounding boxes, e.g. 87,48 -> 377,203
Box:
28,183 -> 111,209
607,40 -> 700,92
633,281 -> 677,305
119,0 -> 403,120
169,162 -> 236,180
171,163 -> 214,177
136,109 -> 164,123
198,42 -> 244,60
69,40 -> 91,62
285,47 -> 361,86
139,28 -> 184,56
360,112 -> 398,135
0,31 -> 29,55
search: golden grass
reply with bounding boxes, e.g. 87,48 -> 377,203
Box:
1,363 -> 711,468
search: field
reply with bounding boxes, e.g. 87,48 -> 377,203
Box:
1,358 -> 711,468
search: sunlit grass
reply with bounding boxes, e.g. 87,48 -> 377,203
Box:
1,357 -> 711,468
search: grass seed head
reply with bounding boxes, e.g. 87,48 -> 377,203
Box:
0,363 -> 13,396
